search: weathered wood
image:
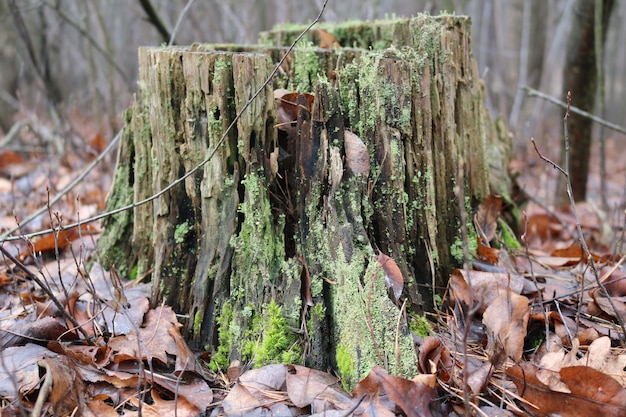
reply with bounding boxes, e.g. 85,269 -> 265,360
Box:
98,15 -> 512,386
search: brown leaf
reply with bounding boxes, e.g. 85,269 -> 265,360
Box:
18,224 -> 98,261
474,194 -> 502,243
601,266 -> 626,297
374,367 -> 436,417
285,364 -> 339,408
377,251 -> 403,302
43,356 -> 85,416
448,269 -> 524,313
0,344 -> 60,397
222,383 -> 263,416
147,373 -> 212,412
417,336 -> 453,384
344,130 -> 370,177
276,91 -> 315,121
507,363 -> 626,417
239,363 -> 287,391
482,288 -> 529,363
315,29 -> 341,49
477,237 -> 499,264
354,366 -> 436,417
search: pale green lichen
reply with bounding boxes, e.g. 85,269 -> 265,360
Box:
174,220 -> 192,244
294,42 -> 320,92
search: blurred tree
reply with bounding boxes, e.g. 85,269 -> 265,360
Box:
558,0 -> 614,206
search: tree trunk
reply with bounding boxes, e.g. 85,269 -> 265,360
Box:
97,15 -> 511,385
558,0 -> 614,206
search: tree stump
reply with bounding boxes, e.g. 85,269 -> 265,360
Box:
97,15 -> 511,384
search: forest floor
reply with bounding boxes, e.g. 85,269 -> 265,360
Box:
0,121 -> 625,416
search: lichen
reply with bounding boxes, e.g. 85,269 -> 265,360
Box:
293,42 -> 320,92
174,220 -> 192,244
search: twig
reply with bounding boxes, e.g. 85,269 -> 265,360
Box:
523,86 -> 626,135
455,156 -> 480,417
1,0 -> 330,243
168,0 -> 196,46
31,360 -> 53,417
520,212 -> 550,350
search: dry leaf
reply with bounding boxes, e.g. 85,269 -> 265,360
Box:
482,288 -> 530,363
474,194 -> 502,243
507,363 -> 626,417
315,29 -> 341,49
377,251 -> 403,302
344,130 -> 370,177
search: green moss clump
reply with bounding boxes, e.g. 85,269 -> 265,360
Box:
209,301 -> 234,372
409,313 -> 433,338
336,343 -> 356,391
245,300 -> 301,367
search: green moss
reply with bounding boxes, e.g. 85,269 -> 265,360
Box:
193,310 -> 202,337
409,313 -> 433,338
129,264 -> 139,280
336,343 -> 356,391
209,301 -> 234,372
245,300 -> 302,367
498,218 -> 521,250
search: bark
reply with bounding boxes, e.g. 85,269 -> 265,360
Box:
558,0 -> 614,206
98,15 -> 511,386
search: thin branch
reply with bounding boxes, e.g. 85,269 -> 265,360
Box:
523,85 -> 626,135
168,0 -> 196,46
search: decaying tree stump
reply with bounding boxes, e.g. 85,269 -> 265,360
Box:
97,15 -> 512,385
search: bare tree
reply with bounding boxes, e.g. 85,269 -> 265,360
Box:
557,0 -> 615,206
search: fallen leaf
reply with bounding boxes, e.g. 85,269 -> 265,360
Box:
449,269 -> 524,313
43,356 -> 85,416
18,224 -> 98,261
507,363 -> 626,417
316,29 -> 341,49
482,288 -> 530,363
474,194 -> 502,243
285,364 -> 339,408
377,251 -> 403,302
344,130 -> 370,177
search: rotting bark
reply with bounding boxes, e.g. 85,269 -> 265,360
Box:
98,15 -> 512,387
